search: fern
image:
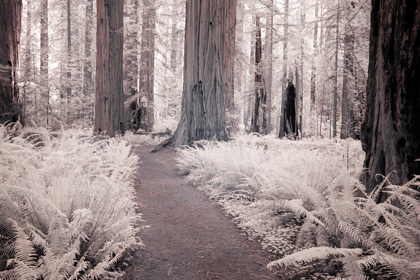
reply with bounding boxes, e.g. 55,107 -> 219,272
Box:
0,125 -> 141,279
267,247 -> 363,268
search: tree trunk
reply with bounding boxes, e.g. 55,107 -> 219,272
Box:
22,0 -> 32,125
361,0 -> 420,193
244,15 -> 256,132
251,16 -> 267,134
66,0 -> 72,124
162,0 -> 236,147
123,0 -> 139,130
83,0 -> 94,124
0,0 -> 22,124
234,1 -> 244,130
310,0 -> 318,136
95,0 -> 125,137
283,81 -> 297,135
299,0 -> 305,136
265,3 -> 274,134
332,0 -> 340,138
40,0 -> 49,126
340,4 -> 355,139
138,0 -> 156,132
279,0 -> 289,138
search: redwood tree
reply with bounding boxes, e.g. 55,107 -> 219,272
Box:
95,0 -> 124,137
138,0 -> 156,132
156,0 -> 236,148
361,0 -> 420,193
0,0 -> 22,124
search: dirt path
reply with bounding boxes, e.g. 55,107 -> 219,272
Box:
124,145 -> 277,280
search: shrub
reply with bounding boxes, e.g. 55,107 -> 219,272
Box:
0,123 -> 141,280
177,134 -> 420,279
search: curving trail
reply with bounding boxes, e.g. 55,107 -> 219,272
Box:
124,145 -> 277,280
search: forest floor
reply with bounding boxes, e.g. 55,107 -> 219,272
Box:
123,145 -> 278,280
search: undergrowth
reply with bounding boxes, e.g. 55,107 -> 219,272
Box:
0,123 -> 141,279
176,134 -> 420,279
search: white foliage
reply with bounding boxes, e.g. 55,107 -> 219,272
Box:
267,247 -> 363,268
0,124 -> 141,279
177,134 -> 420,279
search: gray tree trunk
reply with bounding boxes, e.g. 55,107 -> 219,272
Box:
66,0 -> 72,124
332,0 -> 340,138
299,0 -> 305,136
22,0 -> 32,125
95,0 -> 124,137
0,0 -> 22,124
40,0 -> 49,126
265,5 -> 274,134
251,16 -> 267,134
361,0 -> 420,193
340,4 -> 355,139
244,15 -> 256,132
279,0 -> 289,138
83,0 -> 94,123
157,0 -> 236,148
310,0 -> 318,136
123,0 -> 139,130
138,0 -> 156,132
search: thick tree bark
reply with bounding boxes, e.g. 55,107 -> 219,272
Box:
361,0 -> 420,193
161,0 -> 236,148
138,0 -> 156,132
0,0 -> 22,124
95,0 -> 125,137
251,16 -> 267,134
40,0 -> 49,126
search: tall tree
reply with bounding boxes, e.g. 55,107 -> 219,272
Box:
0,0 -> 22,124
83,0 -> 94,123
95,0 -> 124,137
251,16 -> 267,134
66,0 -> 72,123
332,0 -> 340,138
265,2 -> 274,134
310,0 -> 319,136
40,0 -> 49,126
298,0 -> 305,136
279,0 -> 289,138
361,0 -> 420,193
123,0 -> 139,130
138,0 -> 156,132
340,2 -> 355,139
22,0 -> 32,125
155,0 -> 236,149
244,15 -> 256,131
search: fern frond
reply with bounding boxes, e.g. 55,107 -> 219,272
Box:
267,247 -> 363,269
283,199 -> 326,228
338,221 -> 373,249
0,268 -> 19,280
341,254 -> 366,279
357,254 -> 377,270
